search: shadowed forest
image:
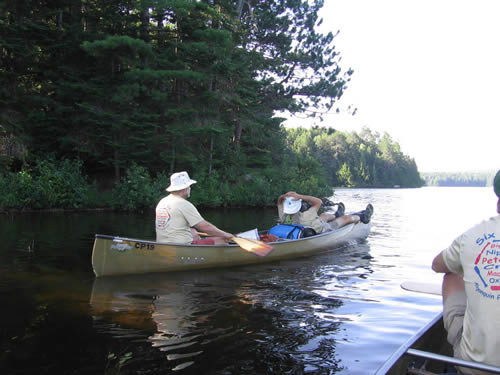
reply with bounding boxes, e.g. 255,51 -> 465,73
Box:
0,0 -> 422,210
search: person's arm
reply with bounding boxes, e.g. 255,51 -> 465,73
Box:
279,191 -> 322,210
432,251 -> 451,273
277,193 -> 288,205
433,250 -> 465,302
293,193 -> 322,211
194,220 -> 233,241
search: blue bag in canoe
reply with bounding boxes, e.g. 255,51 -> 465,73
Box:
268,224 -> 304,239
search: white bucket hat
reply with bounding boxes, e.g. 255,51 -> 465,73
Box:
283,196 -> 302,214
166,171 -> 197,192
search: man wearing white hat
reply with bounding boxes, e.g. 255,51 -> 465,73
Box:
277,191 -> 372,234
155,171 -> 234,244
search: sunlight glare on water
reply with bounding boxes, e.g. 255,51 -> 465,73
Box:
328,186 -> 495,373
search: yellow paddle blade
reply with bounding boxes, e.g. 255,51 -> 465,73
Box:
231,237 -> 274,257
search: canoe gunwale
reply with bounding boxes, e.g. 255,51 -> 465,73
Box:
375,311 -> 500,374
406,348 -> 500,374
94,222 -> 354,248
95,233 -> 240,248
374,312 -> 444,375
92,222 -> 370,277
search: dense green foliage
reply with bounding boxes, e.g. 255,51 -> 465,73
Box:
1,0 -> 347,178
0,1 -> 423,210
423,171 -> 496,187
286,127 -> 423,188
0,159 -> 332,210
0,126 -> 422,211
0,159 -> 100,209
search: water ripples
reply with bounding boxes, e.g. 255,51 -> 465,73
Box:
2,187 -> 494,374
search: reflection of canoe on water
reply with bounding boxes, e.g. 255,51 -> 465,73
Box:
90,273 -> 201,337
90,272 -> 227,372
92,221 -> 371,277
90,270 -> 309,372
375,312 -> 500,375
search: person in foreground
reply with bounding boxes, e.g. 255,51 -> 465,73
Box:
432,169 -> 500,375
155,171 -> 234,245
277,191 -> 373,234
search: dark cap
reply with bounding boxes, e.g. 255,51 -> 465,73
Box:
495,170 -> 500,198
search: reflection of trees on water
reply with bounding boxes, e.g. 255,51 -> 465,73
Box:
0,272 -> 106,374
0,233 -> 371,375
1,210 -> 374,374
89,262 -> 357,374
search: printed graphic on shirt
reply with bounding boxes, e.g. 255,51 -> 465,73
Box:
474,231 -> 500,298
156,207 -> 171,230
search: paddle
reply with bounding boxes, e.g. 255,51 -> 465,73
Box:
231,237 -> 274,257
401,281 -> 442,296
197,232 -> 274,257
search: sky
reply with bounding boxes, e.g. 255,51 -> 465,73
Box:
285,0 -> 499,173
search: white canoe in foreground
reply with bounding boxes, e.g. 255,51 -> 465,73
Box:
92,221 -> 371,277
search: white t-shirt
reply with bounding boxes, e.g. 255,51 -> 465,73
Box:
155,194 -> 204,244
442,215 -> 500,373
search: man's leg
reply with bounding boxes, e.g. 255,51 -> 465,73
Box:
441,273 -> 466,349
319,212 -> 336,222
442,272 -> 465,301
334,214 -> 360,228
320,212 -> 360,229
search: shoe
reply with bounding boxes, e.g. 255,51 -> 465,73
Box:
360,204 -> 373,224
321,198 -> 335,207
322,198 -> 345,216
334,202 -> 345,218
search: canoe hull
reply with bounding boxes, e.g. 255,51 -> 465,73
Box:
92,221 -> 370,277
376,312 -> 500,374
375,312 -> 451,375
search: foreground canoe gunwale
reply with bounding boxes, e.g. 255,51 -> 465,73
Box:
375,311 -> 500,374
406,348 -> 500,374
374,312 -> 444,375
92,222 -> 370,277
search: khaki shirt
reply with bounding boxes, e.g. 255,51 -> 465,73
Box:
278,205 -> 325,233
155,194 -> 204,244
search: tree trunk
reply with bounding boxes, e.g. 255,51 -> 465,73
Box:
233,108 -> 241,147
140,3 -> 150,43
169,144 -> 175,175
208,134 -> 213,175
114,149 -> 120,183
70,0 -> 82,28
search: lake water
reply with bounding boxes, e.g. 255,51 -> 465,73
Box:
0,187 -> 497,374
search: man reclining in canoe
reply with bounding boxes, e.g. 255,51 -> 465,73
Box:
432,169 -> 500,375
155,171 -> 234,245
277,191 -> 373,234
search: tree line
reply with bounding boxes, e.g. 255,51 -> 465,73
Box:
422,172 -> 496,187
0,0 -> 423,210
286,127 -> 423,188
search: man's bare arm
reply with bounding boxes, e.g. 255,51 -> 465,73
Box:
432,251 -> 451,273
194,220 -> 233,241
